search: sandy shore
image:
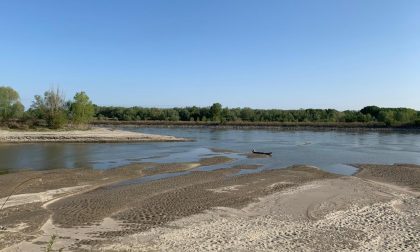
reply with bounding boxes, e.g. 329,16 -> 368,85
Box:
0,160 -> 419,251
0,127 -> 186,143
104,178 -> 419,251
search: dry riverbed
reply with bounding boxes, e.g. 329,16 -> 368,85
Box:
0,127 -> 186,143
0,157 -> 419,251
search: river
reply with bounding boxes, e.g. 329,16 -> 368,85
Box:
1,127 -> 419,175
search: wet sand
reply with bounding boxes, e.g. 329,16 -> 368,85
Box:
355,163 -> 420,192
0,127 -> 186,143
0,161 -> 419,251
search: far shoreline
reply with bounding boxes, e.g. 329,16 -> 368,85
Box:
93,120 -> 420,132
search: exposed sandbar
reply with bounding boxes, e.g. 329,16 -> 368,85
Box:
354,163 -> 420,191
1,163 -> 419,251
0,127 -> 186,143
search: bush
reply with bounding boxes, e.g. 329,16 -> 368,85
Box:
48,110 -> 68,129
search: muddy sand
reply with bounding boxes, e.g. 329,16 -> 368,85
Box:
0,161 -> 419,251
0,127 -> 186,143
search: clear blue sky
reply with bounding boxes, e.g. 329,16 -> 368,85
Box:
1,0 -> 419,110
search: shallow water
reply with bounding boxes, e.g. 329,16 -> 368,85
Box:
1,127 -> 420,175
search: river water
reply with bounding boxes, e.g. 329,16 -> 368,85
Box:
1,127 -> 419,175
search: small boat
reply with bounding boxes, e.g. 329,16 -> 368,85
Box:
252,149 -> 272,155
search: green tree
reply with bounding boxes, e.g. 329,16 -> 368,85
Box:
395,108 -> 417,124
240,108 -> 255,121
0,86 -> 24,122
70,91 -> 95,126
166,109 -> 180,121
377,110 -> 395,126
209,103 -> 222,122
31,87 -> 68,129
178,108 -> 190,121
360,106 -> 381,119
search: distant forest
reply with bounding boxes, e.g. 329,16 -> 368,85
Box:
95,103 -> 420,127
1,86 -> 419,129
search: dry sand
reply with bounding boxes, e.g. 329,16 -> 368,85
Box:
0,127 -> 186,143
0,185 -> 88,209
108,178 -> 419,251
0,162 -> 419,251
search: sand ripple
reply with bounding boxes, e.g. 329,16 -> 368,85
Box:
103,178 -> 420,251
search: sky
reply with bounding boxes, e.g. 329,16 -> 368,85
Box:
0,0 -> 419,110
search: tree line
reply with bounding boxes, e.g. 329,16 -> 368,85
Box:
95,103 -> 420,127
0,86 -> 94,129
1,86 -> 419,129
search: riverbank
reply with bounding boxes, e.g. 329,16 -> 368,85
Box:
1,160 -> 419,251
0,127 -> 186,143
93,120 -> 420,131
